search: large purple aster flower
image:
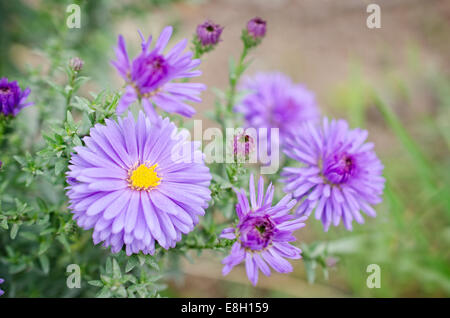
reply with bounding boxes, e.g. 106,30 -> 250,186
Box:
66,112 -> 212,255
234,72 -> 319,148
0,78 -> 33,116
282,118 -> 385,231
220,174 -> 306,285
112,26 -> 206,119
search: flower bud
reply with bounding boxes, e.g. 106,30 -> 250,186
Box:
196,20 -> 223,46
246,17 -> 266,39
233,131 -> 255,161
69,57 -> 84,72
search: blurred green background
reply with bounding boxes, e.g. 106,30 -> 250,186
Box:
1,0 -> 449,297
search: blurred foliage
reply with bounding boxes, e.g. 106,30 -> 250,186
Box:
325,48 -> 450,297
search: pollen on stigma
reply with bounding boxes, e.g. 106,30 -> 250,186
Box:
128,163 -> 162,190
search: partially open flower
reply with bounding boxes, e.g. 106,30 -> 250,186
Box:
247,17 -> 266,39
196,20 -> 223,46
69,57 -> 84,72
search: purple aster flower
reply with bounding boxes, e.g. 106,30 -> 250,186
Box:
112,26 -> 206,119
0,78 -> 33,116
196,20 -> 223,46
0,278 -> 4,296
220,174 -> 306,286
246,17 -> 266,39
235,72 -> 319,148
66,112 -> 212,255
282,118 -> 385,231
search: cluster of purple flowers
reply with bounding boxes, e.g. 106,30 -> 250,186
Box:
0,16 -> 384,288
72,17 -> 383,285
234,74 -> 384,233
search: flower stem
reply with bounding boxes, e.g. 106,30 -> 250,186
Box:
64,71 -> 77,121
180,239 -> 234,250
226,45 -> 248,113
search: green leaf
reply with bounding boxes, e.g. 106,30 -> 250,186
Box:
10,263 -> 27,274
146,257 -> 160,271
36,197 -> 48,212
10,223 -> 20,239
88,280 -> 103,287
304,259 -> 316,284
97,286 -> 112,298
105,258 -> 112,274
0,217 -> 8,230
39,255 -> 50,274
112,258 -> 121,279
57,235 -> 71,253
125,256 -> 139,273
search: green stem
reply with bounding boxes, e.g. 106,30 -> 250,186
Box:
65,72 -> 76,121
180,239 -> 234,250
226,45 -> 248,113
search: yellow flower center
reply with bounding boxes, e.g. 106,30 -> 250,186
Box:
129,163 -> 161,190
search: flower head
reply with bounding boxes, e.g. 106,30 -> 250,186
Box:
247,17 -> 266,39
282,118 -> 385,231
196,20 -> 223,46
0,78 -> 33,116
220,174 -> 305,285
0,278 -> 4,296
112,26 -> 206,119
235,72 -> 319,148
66,112 -> 212,255
69,57 -> 84,72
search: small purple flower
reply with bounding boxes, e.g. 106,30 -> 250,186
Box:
0,78 -> 33,116
0,278 -> 4,296
235,72 -> 319,147
282,118 -> 385,231
196,20 -> 223,46
69,57 -> 84,71
66,112 -> 212,255
112,26 -> 206,119
220,174 -> 306,286
247,17 -> 266,39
